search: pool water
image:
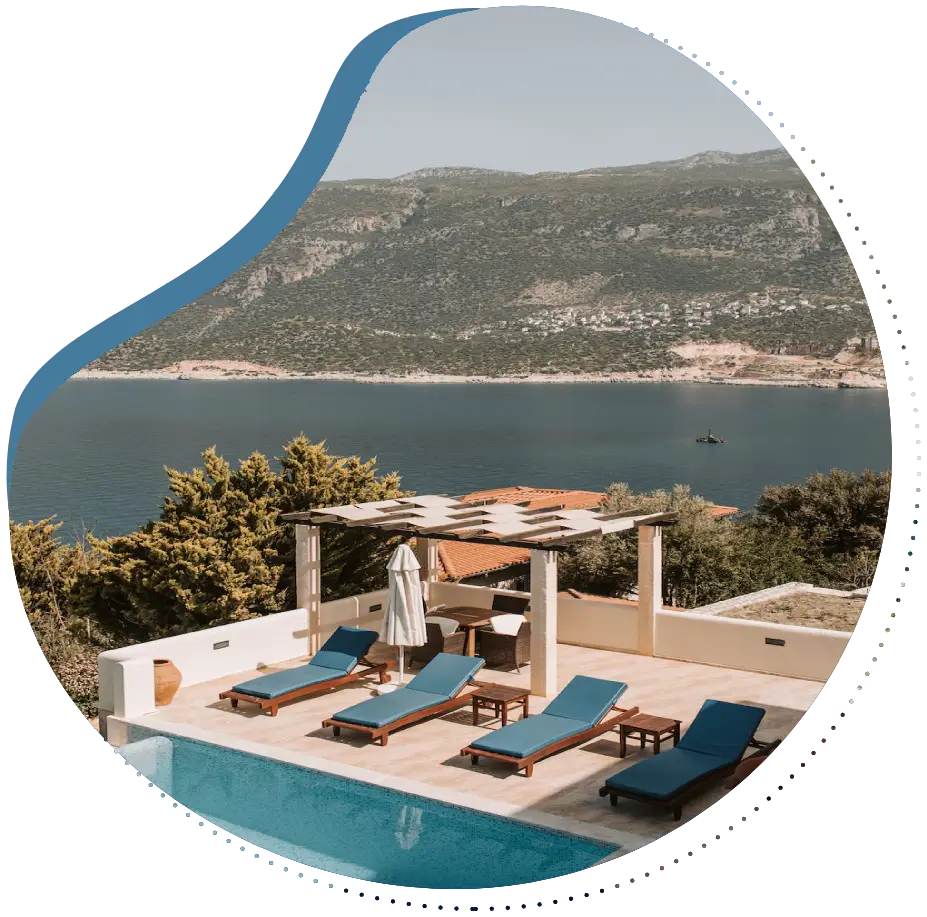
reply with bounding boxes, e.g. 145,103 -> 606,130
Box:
118,728 -> 615,888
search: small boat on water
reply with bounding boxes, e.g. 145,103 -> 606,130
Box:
696,429 -> 725,444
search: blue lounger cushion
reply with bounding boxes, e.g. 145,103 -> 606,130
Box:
310,626 -> 379,674
404,653 -> 485,699
541,676 -> 629,729
604,747 -> 734,800
231,664 -> 347,700
469,714 -> 589,758
331,689 -> 449,728
332,653 -> 485,729
469,676 -> 628,758
604,699 -> 766,801
675,699 -> 766,761
230,626 -> 379,699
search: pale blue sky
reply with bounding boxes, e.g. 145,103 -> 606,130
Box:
324,6 -> 781,180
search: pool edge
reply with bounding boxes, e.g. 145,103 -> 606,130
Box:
111,714 -> 650,855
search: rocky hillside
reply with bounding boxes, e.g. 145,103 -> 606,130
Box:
92,149 -> 878,377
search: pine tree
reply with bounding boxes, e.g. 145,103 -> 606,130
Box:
559,483 -> 807,608
273,436 -> 406,602
76,449 -> 286,640
73,438 -> 408,640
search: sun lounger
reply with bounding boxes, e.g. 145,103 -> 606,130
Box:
460,675 -> 639,777
598,699 -> 766,820
322,653 -> 485,746
218,626 -> 389,716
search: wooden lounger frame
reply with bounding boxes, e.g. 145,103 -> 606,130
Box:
597,737 -> 769,820
218,658 -> 393,717
322,682 -> 482,746
460,703 -> 640,777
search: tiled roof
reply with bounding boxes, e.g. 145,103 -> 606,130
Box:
432,485 -> 737,581
464,485 -> 737,517
709,505 -> 739,517
462,485 -> 605,511
438,541 -> 530,581
436,486 -> 605,581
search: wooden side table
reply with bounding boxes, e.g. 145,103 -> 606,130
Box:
470,684 -> 530,727
618,713 -> 682,757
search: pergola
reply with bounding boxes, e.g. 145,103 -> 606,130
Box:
282,495 -> 677,698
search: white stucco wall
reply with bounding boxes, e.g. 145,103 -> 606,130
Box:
557,596 -> 641,652
99,590 -> 390,729
100,582 -> 852,736
654,609 -> 851,681
98,607 -> 312,715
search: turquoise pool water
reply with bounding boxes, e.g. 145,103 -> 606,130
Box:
118,728 -> 615,888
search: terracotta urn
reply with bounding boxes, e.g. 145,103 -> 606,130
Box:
153,658 -> 182,706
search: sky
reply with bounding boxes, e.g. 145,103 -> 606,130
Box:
324,6 -> 781,180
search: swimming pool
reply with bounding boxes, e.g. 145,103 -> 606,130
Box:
117,727 -> 615,888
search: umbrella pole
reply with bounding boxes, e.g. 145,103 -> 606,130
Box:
398,646 -> 405,686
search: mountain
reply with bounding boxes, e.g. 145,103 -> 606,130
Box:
91,148 -> 879,380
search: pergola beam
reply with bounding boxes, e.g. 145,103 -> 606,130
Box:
282,501 -> 678,534
344,511 -> 421,527
416,516 -> 494,535
287,494 -> 678,701
303,519 -> 576,550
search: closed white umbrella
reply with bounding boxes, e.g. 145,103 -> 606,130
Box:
380,542 -> 427,691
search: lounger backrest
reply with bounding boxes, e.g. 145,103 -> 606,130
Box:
542,675 -> 628,728
311,626 -> 379,674
678,699 -> 766,762
406,653 -> 485,699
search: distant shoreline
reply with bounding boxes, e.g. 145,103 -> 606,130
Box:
71,367 -> 887,389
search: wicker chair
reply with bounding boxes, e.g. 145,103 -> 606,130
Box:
409,621 -> 467,668
490,594 -> 530,615
478,620 -> 531,672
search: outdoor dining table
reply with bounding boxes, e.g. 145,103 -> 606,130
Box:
425,606 -> 496,656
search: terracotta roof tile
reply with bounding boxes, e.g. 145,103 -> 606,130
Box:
435,486 -> 604,581
432,485 -> 738,581
437,541 -> 530,581
461,485 -> 604,511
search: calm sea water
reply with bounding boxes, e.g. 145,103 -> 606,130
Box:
9,380 -> 890,538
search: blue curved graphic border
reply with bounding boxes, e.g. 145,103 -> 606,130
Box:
6,9 -> 475,492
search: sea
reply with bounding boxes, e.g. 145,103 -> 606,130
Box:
8,380 -> 891,539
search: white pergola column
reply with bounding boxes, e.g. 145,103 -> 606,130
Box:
296,524 -> 322,654
413,537 -> 439,603
637,524 -> 662,656
529,549 -> 558,698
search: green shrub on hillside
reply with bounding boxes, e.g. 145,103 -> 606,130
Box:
559,483 -> 807,608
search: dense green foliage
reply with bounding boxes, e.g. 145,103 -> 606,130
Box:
559,484 -> 808,608
92,150 -> 872,376
559,469 -> 889,605
73,437 -> 405,641
10,518 -> 110,715
13,439 -> 405,713
753,468 -> 890,589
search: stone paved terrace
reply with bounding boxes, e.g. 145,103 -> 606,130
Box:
130,644 -> 822,850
